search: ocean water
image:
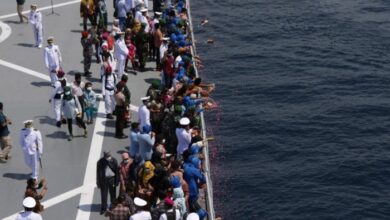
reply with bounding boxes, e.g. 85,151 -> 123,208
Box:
190,0 -> 390,219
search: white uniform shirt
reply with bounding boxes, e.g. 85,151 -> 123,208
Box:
16,211 -> 43,220
151,18 -> 159,33
19,128 -> 43,156
138,105 -> 150,129
44,44 -> 62,70
130,211 -> 152,220
28,10 -> 42,28
174,55 -> 182,69
139,15 -> 150,33
114,38 -> 129,60
102,74 -> 117,95
51,80 -> 64,99
160,43 -> 168,60
125,0 -> 135,11
175,127 -> 192,154
135,11 -> 142,22
159,209 -> 181,220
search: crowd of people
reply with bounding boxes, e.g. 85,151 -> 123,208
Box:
2,0 -> 219,219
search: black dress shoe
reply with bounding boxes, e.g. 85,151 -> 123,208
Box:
115,135 -> 128,139
106,114 -> 114,119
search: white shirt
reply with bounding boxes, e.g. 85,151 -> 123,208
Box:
175,128 -> 192,154
51,80 -> 64,99
139,15 -> 150,33
151,18 -> 159,33
138,105 -> 150,128
19,128 -> 43,156
117,0 -> 127,18
44,44 -> 62,70
71,81 -> 85,97
114,38 -> 129,60
159,209 -> 181,220
160,43 -> 168,60
125,0 -> 135,11
174,55 -> 182,69
16,211 -> 43,220
28,10 -> 42,28
135,11 -> 143,22
102,74 -> 117,95
130,211 -> 152,220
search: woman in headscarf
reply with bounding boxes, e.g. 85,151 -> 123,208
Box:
137,161 -> 155,201
62,86 -> 87,141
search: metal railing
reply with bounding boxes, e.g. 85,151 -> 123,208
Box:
186,1 -> 216,219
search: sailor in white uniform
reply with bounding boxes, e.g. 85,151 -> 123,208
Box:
16,197 -> 43,220
113,33 -> 129,79
28,4 -> 43,48
102,65 -> 117,119
44,36 -> 62,86
129,197 -> 151,220
139,8 -> 150,32
50,70 -> 66,127
19,120 -> 43,180
138,96 -> 151,129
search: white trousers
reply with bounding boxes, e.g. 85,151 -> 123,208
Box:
49,70 -> 58,86
117,58 -> 126,79
24,151 -> 39,180
52,99 -> 62,122
32,25 -> 43,46
104,93 -> 116,114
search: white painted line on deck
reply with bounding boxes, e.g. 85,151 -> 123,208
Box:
0,59 -> 50,81
2,185 -> 87,220
0,0 -> 80,20
0,21 -> 11,43
75,101 -> 106,220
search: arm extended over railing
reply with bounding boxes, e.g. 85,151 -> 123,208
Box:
186,1 -> 216,219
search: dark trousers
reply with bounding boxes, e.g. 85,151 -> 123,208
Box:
83,15 -> 96,31
149,36 -> 155,59
83,53 -> 92,72
95,43 -> 100,62
164,73 -> 173,88
77,95 -> 85,120
115,106 -> 126,136
100,177 -> 117,210
67,118 -> 86,135
156,49 -> 161,70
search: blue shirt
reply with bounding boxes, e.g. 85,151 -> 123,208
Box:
129,130 -> 140,157
183,163 -> 206,202
0,112 -> 10,137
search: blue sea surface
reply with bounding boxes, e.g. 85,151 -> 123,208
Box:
191,0 -> 390,219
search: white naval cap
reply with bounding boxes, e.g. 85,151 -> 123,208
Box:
186,213 -> 200,220
162,37 -> 170,41
47,36 -> 54,41
140,96 -> 150,101
155,11 -> 162,15
140,7 -> 148,12
23,120 -> 33,125
23,197 -> 36,208
31,3 -> 38,7
179,117 -> 190,126
134,197 -> 147,207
